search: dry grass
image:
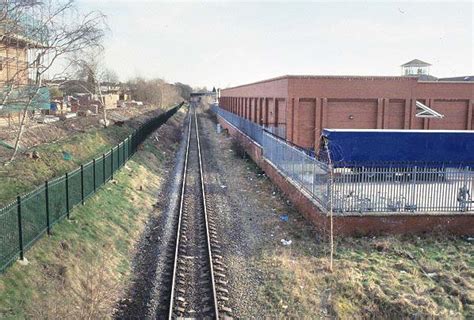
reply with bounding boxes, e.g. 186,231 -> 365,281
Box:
0,115 -> 183,319
258,234 -> 473,319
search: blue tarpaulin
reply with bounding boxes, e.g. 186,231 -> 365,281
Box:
319,129 -> 474,167
0,86 -> 50,113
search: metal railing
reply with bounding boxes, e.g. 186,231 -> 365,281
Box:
212,105 -> 263,145
212,105 -> 474,216
264,125 -> 286,140
332,165 -> 474,214
0,102 -> 183,272
263,131 -> 330,208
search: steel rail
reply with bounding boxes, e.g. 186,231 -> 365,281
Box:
167,107 -> 219,319
167,113 -> 192,320
194,107 -> 220,319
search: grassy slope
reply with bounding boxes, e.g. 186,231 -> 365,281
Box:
0,125 -> 133,207
258,223 -> 473,319
0,112 -> 183,319
224,148 -> 473,319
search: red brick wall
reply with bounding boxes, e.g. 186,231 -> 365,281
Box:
326,99 -> 378,129
386,100 -> 405,129
220,76 -> 474,150
295,99 -> 316,148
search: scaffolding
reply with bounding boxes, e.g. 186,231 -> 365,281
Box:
0,1 -> 50,115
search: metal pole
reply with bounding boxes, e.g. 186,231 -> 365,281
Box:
121,142 -> 124,166
102,154 -> 106,183
111,148 -> 114,180
65,172 -> 70,219
80,164 -> 84,205
17,196 -> 24,260
411,166 -> 417,211
45,180 -> 51,235
93,159 -> 96,193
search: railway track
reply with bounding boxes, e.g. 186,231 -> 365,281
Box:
163,107 -> 231,319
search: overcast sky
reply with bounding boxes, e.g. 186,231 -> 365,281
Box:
78,0 -> 473,89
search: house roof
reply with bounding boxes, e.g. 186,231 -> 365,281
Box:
401,59 -> 432,67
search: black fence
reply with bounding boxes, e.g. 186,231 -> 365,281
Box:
0,102 -> 183,272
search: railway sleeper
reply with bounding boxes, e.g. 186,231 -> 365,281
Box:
217,287 -> 229,294
216,279 -> 228,286
220,306 -> 233,314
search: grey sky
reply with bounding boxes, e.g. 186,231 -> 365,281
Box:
79,0 -> 473,89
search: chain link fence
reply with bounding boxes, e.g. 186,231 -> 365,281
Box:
0,102 -> 183,272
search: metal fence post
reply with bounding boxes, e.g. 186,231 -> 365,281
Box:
117,143 -> 121,167
45,180 -> 51,235
93,158 -> 96,192
326,165 -> 332,212
411,166 -> 417,209
111,148 -> 114,180
65,172 -> 70,219
80,164 -> 84,205
17,196 -> 24,260
124,138 -> 128,162
123,141 -> 126,165
102,154 -> 106,183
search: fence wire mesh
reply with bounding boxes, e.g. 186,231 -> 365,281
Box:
332,165 -> 474,214
0,103 -> 183,272
212,105 -> 263,145
263,132 -> 330,209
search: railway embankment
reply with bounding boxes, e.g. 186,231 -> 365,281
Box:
0,108 -> 186,319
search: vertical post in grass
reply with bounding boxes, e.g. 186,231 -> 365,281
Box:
80,164 -> 84,205
123,141 -> 126,165
17,196 -> 24,260
118,142 -> 121,167
111,148 -> 114,180
45,180 -> 51,235
65,172 -> 70,219
93,158 -> 96,193
102,154 -> 106,183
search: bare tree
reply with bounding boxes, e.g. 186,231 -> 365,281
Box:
101,68 -> 119,84
175,82 -> 193,101
66,49 -> 111,127
127,77 -> 164,106
1,0 -> 107,163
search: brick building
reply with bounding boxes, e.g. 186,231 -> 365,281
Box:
219,75 -> 474,150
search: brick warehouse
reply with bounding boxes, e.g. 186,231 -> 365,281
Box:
219,75 -> 474,150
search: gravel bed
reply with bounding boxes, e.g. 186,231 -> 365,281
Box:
197,107 -> 316,317
115,106 -> 320,318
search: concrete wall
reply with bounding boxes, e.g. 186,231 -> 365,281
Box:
216,114 -> 474,236
220,76 -> 474,150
